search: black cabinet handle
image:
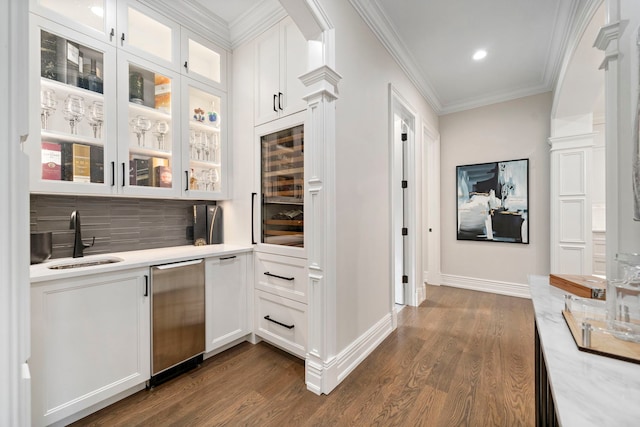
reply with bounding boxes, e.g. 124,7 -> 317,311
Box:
110,28 -> 115,42
111,162 -> 115,186
273,94 -> 278,112
264,315 -> 294,329
120,33 -> 125,45
184,61 -> 188,70
278,92 -> 283,110
220,255 -> 237,261
185,171 -> 189,191
121,162 -> 126,187
251,192 -> 257,245
144,275 -> 149,297
264,271 -> 294,281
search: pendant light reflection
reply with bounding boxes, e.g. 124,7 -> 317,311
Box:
473,49 -> 487,61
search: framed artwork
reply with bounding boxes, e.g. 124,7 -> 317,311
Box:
456,158 -> 529,243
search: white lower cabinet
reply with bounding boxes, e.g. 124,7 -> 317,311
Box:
30,268 -> 150,427
253,252 -> 307,358
255,290 -> 307,358
205,253 -> 249,352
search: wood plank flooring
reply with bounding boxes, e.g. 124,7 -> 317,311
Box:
72,285 -> 534,426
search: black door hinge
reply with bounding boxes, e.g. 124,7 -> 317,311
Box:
401,180 -> 408,188
402,227 -> 408,236
401,133 -> 407,142
402,275 -> 408,284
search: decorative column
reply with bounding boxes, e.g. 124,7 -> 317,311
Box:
594,16 -> 622,278
300,64 -> 341,395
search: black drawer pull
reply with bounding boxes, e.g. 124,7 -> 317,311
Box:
220,256 -> 236,261
264,315 -> 294,329
264,271 -> 294,281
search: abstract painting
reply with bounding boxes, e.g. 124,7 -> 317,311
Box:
457,159 -> 529,243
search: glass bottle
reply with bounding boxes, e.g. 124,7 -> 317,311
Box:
86,59 -> 103,94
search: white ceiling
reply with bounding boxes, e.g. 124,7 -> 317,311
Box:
187,0 -> 596,115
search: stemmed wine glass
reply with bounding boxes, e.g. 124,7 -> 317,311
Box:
203,132 -> 211,161
212,132 -> 220,163
208,168 -> 219,192
130,115 -> 151,147
87,101 -> 103,139
153,120 -> 170,150
40,89 -> 57,130
63,94 -> 85,135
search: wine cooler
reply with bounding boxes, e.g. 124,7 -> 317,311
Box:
260,124 -> 304,248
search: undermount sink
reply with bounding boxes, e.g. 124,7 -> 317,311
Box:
47,257 -> 123,270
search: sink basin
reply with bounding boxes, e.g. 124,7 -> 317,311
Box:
47,257 -> 123,270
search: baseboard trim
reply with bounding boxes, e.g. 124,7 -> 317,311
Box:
440,274 -> 531,299
306,311 -> 394,395
335,312 -> 394,384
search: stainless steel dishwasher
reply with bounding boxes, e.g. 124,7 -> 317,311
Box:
150,259 -> 205,386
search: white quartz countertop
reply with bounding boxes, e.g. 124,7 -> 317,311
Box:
30,244 -> 253,283
529,275 -> 640,427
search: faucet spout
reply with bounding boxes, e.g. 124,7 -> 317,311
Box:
70,210 -> 94,258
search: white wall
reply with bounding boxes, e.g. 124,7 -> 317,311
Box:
439,92 -> 552,291
318,0 -> 438,352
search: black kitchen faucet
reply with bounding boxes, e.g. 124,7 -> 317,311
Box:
70,210 -> 95,258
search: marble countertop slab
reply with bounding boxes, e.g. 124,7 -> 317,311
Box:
30,244 -> 253,284
529,275 -> 640,427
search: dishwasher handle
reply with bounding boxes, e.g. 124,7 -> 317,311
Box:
154,259 -> 203,270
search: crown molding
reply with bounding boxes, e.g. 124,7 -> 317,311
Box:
348,0 -> 442,114
229,0 -> 286,50
594,21 -> 622,51
137,0 -> 232,50
440,85 -> 553,116
138,0 -> 287,52
542,0 -> 581,91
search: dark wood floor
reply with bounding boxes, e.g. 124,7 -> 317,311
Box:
73,285 -> 535,426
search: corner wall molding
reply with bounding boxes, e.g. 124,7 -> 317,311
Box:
440,274 -> 531,299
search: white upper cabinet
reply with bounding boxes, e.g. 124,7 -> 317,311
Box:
181,28 -> 227,91
27,1 -> 230,200
30,0 -> 118,44
255,16 -> 307,126
28,15 -> 117,195
116,1 -> 181,72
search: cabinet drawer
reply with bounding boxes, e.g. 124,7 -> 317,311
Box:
255,290 -> 306,358
255,252 -> 307,303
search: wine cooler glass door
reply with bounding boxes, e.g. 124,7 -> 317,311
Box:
261,124 -> 304,248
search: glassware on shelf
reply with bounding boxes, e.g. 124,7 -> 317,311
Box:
208,168 -> 219,191
153,120 -> 170,150
63,94 -> 85,135
212,132 -> 219,163
40,88 -> 57,130
130,115 -> 151,147
203,132 -> 211,161
87,101 -> 103,139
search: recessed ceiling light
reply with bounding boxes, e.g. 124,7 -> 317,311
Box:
90,6 -> 104,18
473,49 -> 487,61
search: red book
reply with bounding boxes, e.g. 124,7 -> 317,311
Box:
41,141 -> 61,180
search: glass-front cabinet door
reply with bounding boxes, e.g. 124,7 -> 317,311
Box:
260,124 -> 304,249
182,78 -> 227,199
30,0 -> 117,44
28,16 -> 117,195
118,52 -> 181,197
181,28 -> 227,90
117,1 -> 180,72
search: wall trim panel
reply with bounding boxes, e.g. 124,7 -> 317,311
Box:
441,274 -> 531,299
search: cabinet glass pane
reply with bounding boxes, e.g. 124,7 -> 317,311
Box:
38,0 -> 106,34
188,39 -> 221,83
39,30 -> 105,184
127,64 -> 173,188
187,86 -> 221,193
261,125 -> 304,247
127,7 -> 172,62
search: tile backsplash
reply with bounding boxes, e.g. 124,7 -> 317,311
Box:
31,195 -> 204,259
